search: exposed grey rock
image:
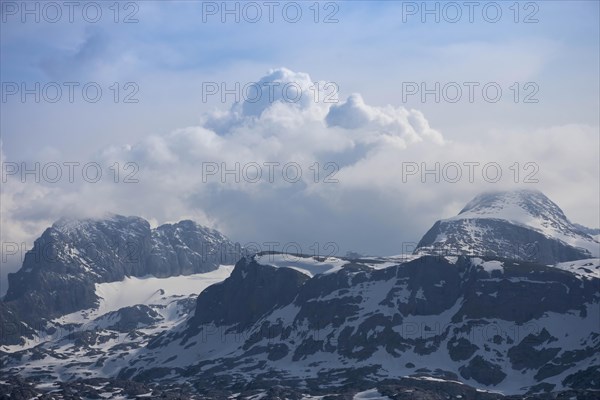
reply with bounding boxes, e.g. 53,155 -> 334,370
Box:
190,256 -> 309,330
562,365 -> 600,390
103,305 -> 162,333
507,329 -> 561,370
459,355 -> 507,386
447,337 -> 479,361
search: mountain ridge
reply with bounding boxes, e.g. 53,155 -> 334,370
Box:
1,215 -> 240,346
1,190 -> 599,398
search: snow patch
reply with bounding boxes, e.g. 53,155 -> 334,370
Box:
254,254 -> 348,277
353,389 -> 391,400
554,258 -> 600,280
55,265 -> 234,325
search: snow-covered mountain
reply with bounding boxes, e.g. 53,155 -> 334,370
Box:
415,189 -> 599,264
2,253 -> 598,398
117,254 -> 598,392
1,194 -> 599,399
0,215 -> 240,346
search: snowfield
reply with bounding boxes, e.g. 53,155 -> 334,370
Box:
54,265 -> 235,325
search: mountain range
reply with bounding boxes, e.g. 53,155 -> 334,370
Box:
1,189 -> 598,399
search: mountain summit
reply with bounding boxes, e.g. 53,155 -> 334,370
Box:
1,215 -> 240,345
415,189 -> 599,263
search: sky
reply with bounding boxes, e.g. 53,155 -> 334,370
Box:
1,0 -> 599,295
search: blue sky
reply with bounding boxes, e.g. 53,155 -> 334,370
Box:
1,1 -> 599,293
2,1 -> 599,152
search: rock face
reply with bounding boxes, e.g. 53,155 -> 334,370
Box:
112,254 -> 599,395
414,190 -> 599,264
1,191 -> 599,398
190,257 -> 310,329
1,215 -> 239,345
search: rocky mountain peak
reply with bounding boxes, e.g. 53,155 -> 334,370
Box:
2,215 -> 239,332
457,189 -> 570,229
416,190 -> 599,263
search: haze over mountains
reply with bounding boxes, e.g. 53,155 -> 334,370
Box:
1,189 -> 598,399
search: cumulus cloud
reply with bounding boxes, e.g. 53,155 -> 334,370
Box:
326,94 -> 372,129
326,93 -> 444,146
104,68 -> 447,199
